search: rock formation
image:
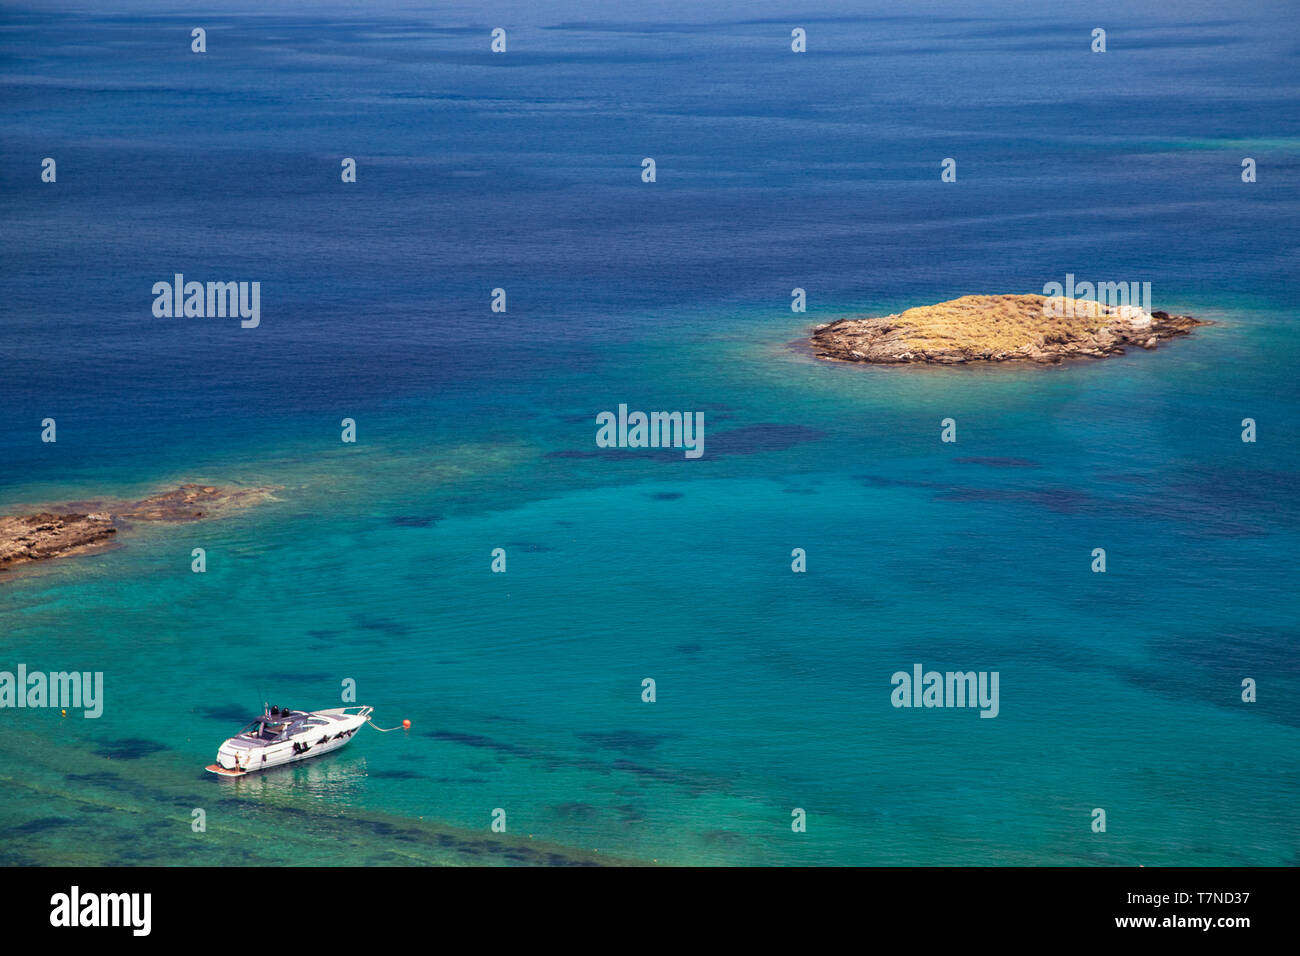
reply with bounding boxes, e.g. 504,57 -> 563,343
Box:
0,483 -> 276,573
810,294 -> 1205,365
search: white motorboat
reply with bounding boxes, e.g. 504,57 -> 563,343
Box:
206,704 -> 373,776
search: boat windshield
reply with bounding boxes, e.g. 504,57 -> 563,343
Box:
237,720 -> 288,741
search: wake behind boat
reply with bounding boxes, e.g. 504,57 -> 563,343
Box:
206,704 -> 374,775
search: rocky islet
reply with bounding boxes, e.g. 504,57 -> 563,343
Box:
810,294 -> 1206,365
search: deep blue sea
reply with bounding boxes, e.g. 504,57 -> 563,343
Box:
1,0 -> 1298,865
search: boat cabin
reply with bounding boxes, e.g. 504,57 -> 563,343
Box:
234,709 -> 333,744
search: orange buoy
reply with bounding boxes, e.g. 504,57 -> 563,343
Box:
402,719 -> 411,729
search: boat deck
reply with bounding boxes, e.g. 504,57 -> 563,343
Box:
205,764 -> 248,776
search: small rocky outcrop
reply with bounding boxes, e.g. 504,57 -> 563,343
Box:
810,294 -> 1205,365
0,483 -> 277,573
0,512 -> 117,568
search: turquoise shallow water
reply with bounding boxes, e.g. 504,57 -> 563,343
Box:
4,300 -> 1298,865
2,3 -> 1299,865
